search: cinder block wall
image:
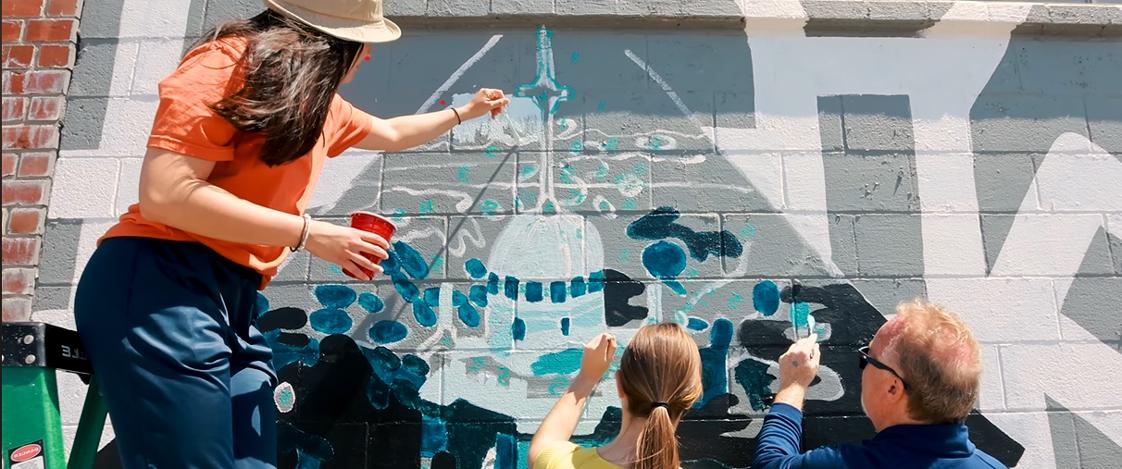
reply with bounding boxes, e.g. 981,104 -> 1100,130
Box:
7,1 -> 1122,467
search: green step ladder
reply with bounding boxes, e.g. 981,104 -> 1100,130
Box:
2,322 -> 108,469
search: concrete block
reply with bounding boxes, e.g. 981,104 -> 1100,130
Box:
444,215 -> 588,283
816,96 -> 845,152
384,0 -> 427,16
646,33 -> 757,95
592,212 -> 724,281
131,39 -> 189,96
48,158 -> 120,219
309,152 -> 382,216
978,344 -> 1005,411
1034,153 -> 1122,213
970,94 -> 1087,153
260,284 -> 320,313
823,153 -> 920,212
722,214 -> 837,278
840,95 -> 915,153
1002,343 -> 1122,410
518,152 -> 651,214
651,153 -> 773,213
426,0 -> 489,16
980,412 -> 1058,469
972,153 -> 1039,213
583,90 -> 714,153
1086,96 -> 1122,153
1072,410 -> 1122,469
920,214 -> 987,276
715,91 -> 756,150
492,0 -> 553,15
200,0 -> 263,33
76,0 -> 126,38
33,285 -> 74,312
382,152 -> 516,215
441,350 -> 617,419
659,280 -> 761,332
60,97 -> 159,156
925,278 -> 1060,343
114,0 -> 193,38
1109,215 -> 1122,274
273,251 -> 311,284
848,278 -> 926,318
853,214 -> 924,277
556,0 -> 616,15
981,214 -> 1115,275
115,157 -> 142,215
1057,276 -> 1122,344
827,214 -> 859,276
800,0 -> 869,20
70,39 -> 136,97
37,220 -> 81,286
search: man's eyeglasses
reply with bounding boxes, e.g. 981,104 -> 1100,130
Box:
858,346 -> 909,390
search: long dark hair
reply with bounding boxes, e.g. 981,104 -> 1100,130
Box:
618,323 -> 703,469
192,10 -> 363,166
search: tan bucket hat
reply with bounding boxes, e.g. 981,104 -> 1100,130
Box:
263,0 -> 401,43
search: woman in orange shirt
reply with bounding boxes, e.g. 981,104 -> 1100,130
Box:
72,1 -> 508,467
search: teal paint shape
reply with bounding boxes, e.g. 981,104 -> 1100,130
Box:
570,276 -> 587,297
520,163 -> 538,178
570,51 -> 580,64
728,292 -> 745,312
569,140 -> 583,155
419,199 -> 435,214
621,198 -> 638,210
462,258 -> 487,278
550,281 -> 567,303
424,287 -> 441,306
791,302 -> 811,331
484,144 -> 499,159
413,302 -> 438,327
687,316 -> 709,331
393,241 -> 430,279
525,281 -> 544,302
480,199 -> 500,215
314,284 -> 356,309
370,320 -> 408,344
309,308 -> 352,334
456,166 -> 471,183
641,240 -> 687,295
753,280 -> 781,316
531,348 -> 583,376
358,292 -> 384,313
587,270 -> 604,293
512,317 -> 526,341
559,165 -> 574,183
469,284 -> 489,307
734,358 -> 777,411
604,138 -> 620,152
420,416 -> 448,457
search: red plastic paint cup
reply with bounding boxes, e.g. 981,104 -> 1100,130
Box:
347,211 -> 396,280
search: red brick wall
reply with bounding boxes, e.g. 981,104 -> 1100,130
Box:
2,0 -> 80,321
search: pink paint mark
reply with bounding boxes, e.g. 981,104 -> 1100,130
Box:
438,99 -> 447,106
364,55 -> 372,62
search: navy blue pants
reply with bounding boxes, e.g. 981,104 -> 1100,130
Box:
74,237 -> 278,468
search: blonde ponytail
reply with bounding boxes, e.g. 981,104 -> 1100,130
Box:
618,323 -> 703,469
635,404 -> 680,469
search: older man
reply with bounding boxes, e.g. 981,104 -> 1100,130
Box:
753,299 -> 1005,468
